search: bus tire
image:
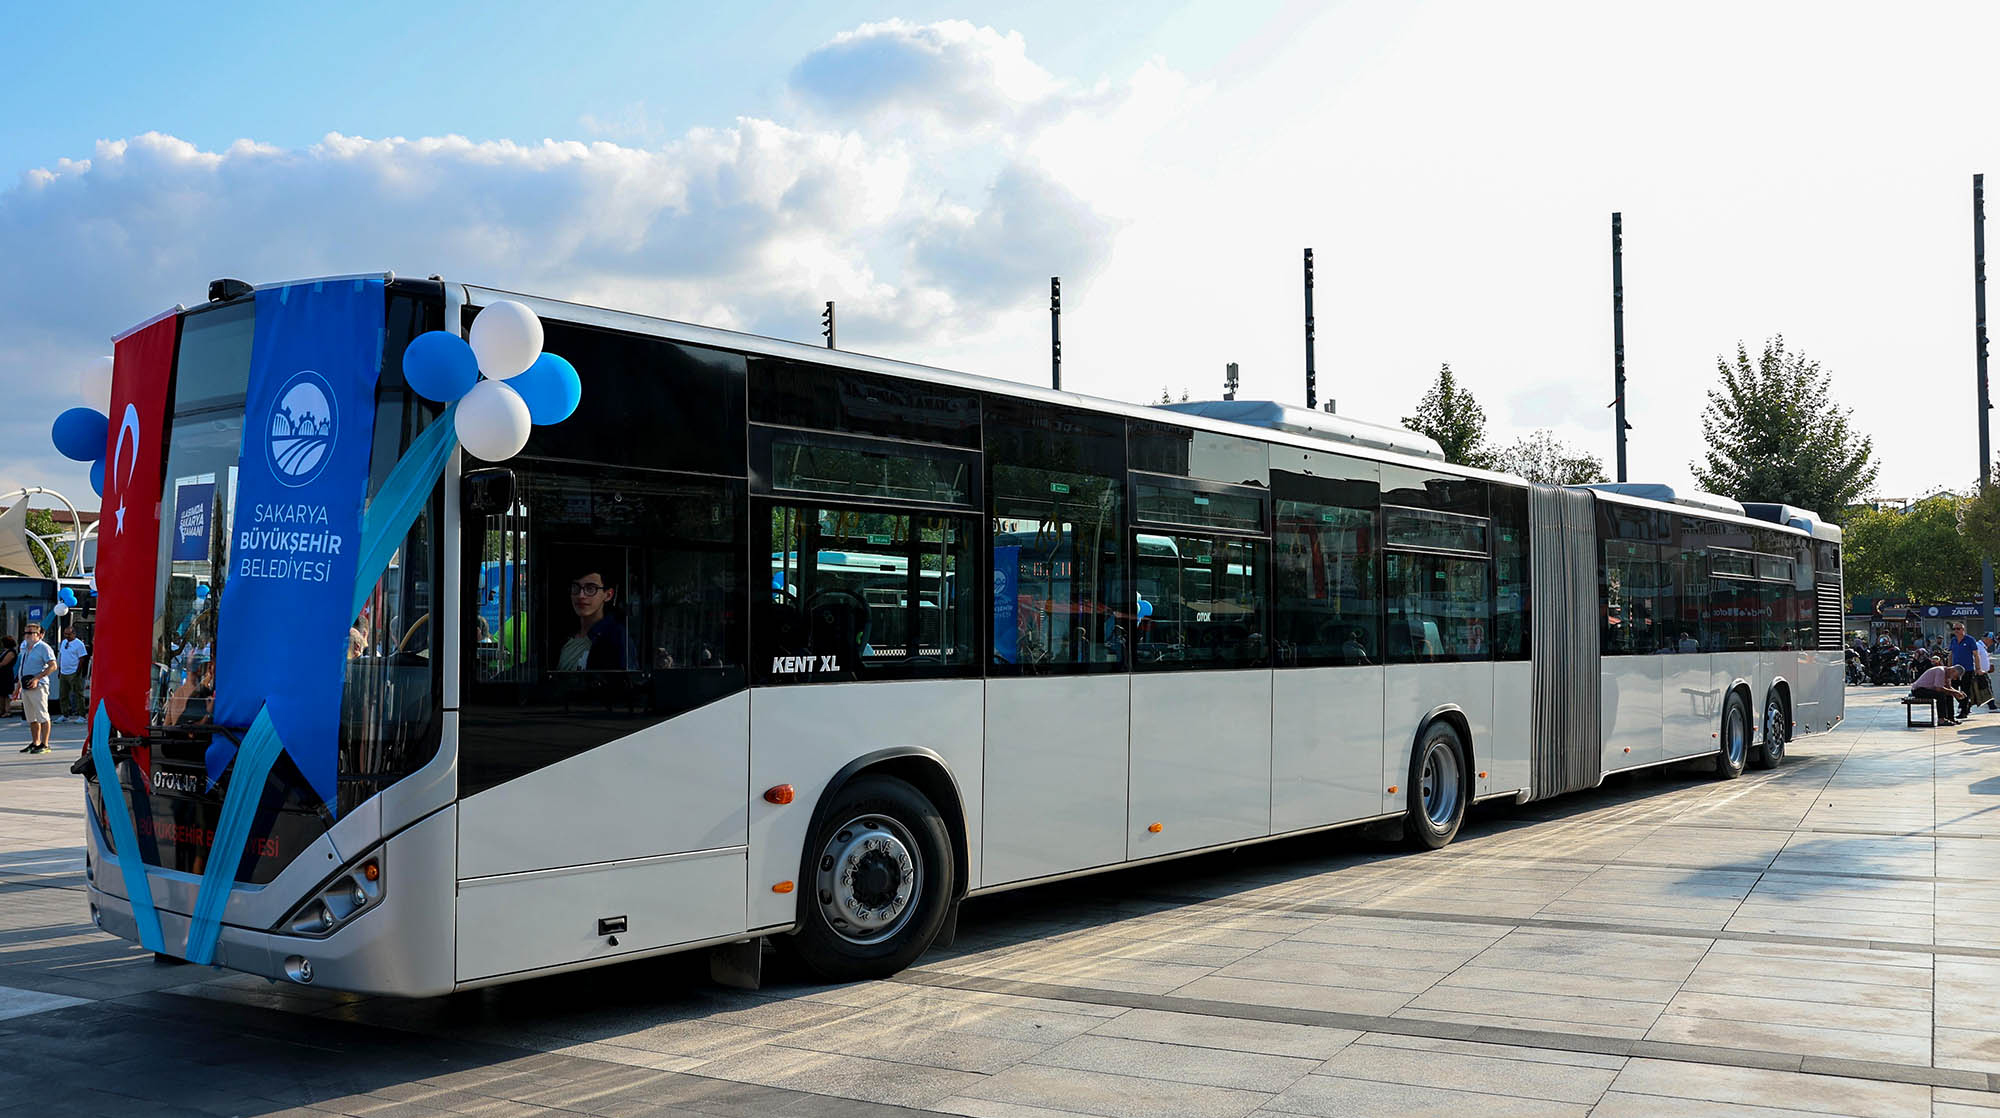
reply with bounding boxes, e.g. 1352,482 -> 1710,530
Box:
1405,721 -> 1468,850
792,775 -> 955,982
1752,691 -> 1787,770
1715,691 -> 1750,780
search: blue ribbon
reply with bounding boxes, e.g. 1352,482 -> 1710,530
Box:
92,404 -> 460,965
88,702 -> 164,954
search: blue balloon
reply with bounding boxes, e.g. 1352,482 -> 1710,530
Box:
88,458 -> 104,498
509,352 -> 582,425
1137,597 -> 1154,620
195,583 -> 211,599
52,407 -> 108,462
58,587 -> 75,606
402,330 -> 480,403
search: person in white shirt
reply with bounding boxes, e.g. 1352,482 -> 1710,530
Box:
56,626 -> 86,723
1911,663 -> 1965,726
1982,634 -> 1998,713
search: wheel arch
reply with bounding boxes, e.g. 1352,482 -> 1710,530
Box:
1766,676 -> 1793,736
1412,703 -> 1475,784
798,747 -> 971,917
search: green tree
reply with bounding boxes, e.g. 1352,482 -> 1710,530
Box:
1690,337 -> 1877,522
1491,429 -> 1608,485
22,508 -> 73,579
1400,363 -> 1494,468
1842,495 -> 1981,604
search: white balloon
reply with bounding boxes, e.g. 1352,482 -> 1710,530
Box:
468,300 -> 543,380
455,379 -> 532,461
51,602 -> 69,617
80,355 -> 114,412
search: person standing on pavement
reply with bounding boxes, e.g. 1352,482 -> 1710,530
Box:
1950,623 -> 1981,717
56,625 -> 85,723
15,623 -> 56,753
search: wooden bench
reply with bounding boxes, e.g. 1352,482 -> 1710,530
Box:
1902,696 -> 1937,728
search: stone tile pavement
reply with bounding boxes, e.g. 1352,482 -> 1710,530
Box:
4,692 -> 2000,1115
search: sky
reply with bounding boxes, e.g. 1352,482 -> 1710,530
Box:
3,0 -> 1996,509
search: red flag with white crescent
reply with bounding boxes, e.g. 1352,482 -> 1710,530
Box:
91,313 -> 179,760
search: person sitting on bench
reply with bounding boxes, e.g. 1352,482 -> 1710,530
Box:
1912,663 -> 1966,726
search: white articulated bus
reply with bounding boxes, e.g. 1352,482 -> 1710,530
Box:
85,275 -> 1844,994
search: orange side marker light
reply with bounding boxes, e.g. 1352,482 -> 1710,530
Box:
1147,822 -> 1164,833
772,880 -> 795,894
764,784 -> 795,805
1387,785 -> 1398,794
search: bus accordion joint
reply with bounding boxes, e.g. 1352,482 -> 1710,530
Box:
763,784 -> 795,805
772,880 -> 796,894
1147,822 -> 1164,833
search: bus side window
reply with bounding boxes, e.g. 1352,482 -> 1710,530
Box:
985,398 -> 1127,675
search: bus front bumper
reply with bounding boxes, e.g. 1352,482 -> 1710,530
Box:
85,808 -> 458,998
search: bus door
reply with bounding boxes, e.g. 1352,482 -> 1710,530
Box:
453,463 -> 750,980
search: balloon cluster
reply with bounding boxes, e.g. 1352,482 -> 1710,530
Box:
51,356 -> 116,496
52,585 -> 76,618
401,301 -> 580,461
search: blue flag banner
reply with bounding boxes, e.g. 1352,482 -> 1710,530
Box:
213,279 -> 384,808
171,481 -> 214,561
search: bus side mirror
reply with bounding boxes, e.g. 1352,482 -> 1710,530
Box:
464,469 -> 516,515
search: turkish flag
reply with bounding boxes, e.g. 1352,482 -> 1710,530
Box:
91,313 -> 179,752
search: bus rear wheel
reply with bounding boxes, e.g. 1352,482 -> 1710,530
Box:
1753,692 -> 1787,770
1405,721 -> 1468,850
792,775 -> 955,982
1715,692 -> 1750,780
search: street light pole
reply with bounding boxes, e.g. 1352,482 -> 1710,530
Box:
1612,213 -> 1629,483
1976,175 -> 1994,631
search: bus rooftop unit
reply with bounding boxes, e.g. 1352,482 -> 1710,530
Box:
83,273 -> 1843,995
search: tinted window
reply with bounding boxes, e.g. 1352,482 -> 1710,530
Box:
169,302 -> 254,414
987,400 -> 1126,675
1381,465 -> 1488,517
751,360 -> 979,447
757,504 -> 979,683
1272,464 -> 1380,667
461,468 -> 747,795
1385,552 -> 1491,662
1384,507 -> 1488,553
513,320 -> 747,477
761,428 -> 975,506
1134,480 -> 1266,533
1600,503 -> 1673,655
1492,484 -> 1530,660
1129,421 -> 1269,486
1133,535 -> 1268,670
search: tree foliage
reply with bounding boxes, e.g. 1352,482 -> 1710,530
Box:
1401,364 -> 1493,468
1842,494 -> 1981,604
1690,337 -> 1877,522
22,508 -> 73,579
1491,429 -> 1608,485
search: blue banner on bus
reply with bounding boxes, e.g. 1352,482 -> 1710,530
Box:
171,481 -> 213,561
993,545 -> 1019,663
213,279 -> 384,807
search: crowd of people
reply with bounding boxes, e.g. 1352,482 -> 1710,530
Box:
1905,622 -> 1998,725
2,622 -> 88,754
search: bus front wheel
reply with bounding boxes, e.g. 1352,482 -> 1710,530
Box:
1405,721 -> 1468,850
792,775 -> 955,982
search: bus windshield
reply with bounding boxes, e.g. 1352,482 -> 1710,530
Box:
145,286 -> 446,817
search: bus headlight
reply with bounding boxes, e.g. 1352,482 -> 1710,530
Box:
280,853 -> 384,938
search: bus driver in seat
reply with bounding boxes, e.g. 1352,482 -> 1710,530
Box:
558,552 -> 630,671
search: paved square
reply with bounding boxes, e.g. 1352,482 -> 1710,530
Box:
5,692 -> 2000,1116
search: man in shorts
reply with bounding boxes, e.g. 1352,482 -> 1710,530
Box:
15,623 -> 56,754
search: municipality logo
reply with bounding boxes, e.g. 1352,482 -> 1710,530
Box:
266,369 -> 338,488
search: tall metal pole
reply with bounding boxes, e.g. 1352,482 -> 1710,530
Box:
1976,176 -> 1994,631
822,301 -> 836,349
1050,277 -> 1062,391
1303,248 -> 1317,411
1612,213 -> 1628,482
1224,362 -> 1239,401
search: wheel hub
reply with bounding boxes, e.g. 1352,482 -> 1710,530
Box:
1420,740 -> 1461,827
816,815 -> 922,945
